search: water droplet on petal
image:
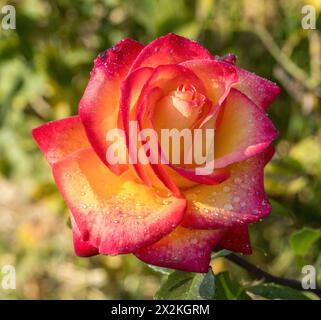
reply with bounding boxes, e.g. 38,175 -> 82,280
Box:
234,177 -> 242,184
223,186 -> 230,193
233,196 -> 240,203
191,239 -> 198,245
224,203 -> 233,210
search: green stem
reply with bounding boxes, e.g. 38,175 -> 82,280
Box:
226,253 -> 321,298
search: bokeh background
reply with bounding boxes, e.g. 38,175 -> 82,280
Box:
0,0 -> 321,299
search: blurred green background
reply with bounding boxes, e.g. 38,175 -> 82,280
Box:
0,0 -> 321,299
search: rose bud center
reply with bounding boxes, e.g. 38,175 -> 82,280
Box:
153,83 -> 212,167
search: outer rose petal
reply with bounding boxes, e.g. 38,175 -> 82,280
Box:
219,226 -> 252,254
71,216 -> 98,257
32,116 -> 90,165
234,66 -> 280,110
214,88 -> 277,168
79,39 -> 144,175
181,147 -> 275,229
52,148 -> 186,255
130,33 -> 213,72
136,226 -> 223,273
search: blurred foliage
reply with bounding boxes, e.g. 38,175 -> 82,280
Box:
0,0 -> 321,299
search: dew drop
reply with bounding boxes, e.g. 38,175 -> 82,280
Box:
233,196 -> 240,203
191,239 -> 198,245
223,186 -> 230,193
224,203 -> 233,210
111,44 -> 121,53
234,177 -> 242,184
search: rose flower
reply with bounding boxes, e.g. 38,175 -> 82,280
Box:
33,34 -> 280,272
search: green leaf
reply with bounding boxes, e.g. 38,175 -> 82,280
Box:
214,272 -> 250,300
155,268 -> 215,300
148,265 -> 173,275
290,227 -> 321,256
247,283 -> 314,300
211,249 -> 232,259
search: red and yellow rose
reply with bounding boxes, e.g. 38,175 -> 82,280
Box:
33,34 -> 280,272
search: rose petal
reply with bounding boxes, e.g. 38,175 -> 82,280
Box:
119,67 -> 155,186
133,86 -> 182,194
130,33 -> 213,72
180,59 -> 238,118
167,164 -> 230,185
136,226 -> 223,273
52,148 -> 186,255
234,66 -> 280,110
71,215 -> 98,257
122,64 -> 208,193
181,147 -> 274,229
79,39 -> 144,175
32,116 -> 90,165
147,60 -> 237,186
214,88 -> 277,168
219,226 -> 252,254
139,65 -> 215,189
